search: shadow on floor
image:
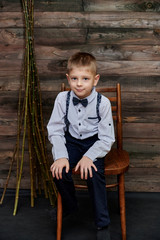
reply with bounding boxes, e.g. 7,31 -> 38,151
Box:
0,190 -> 160,240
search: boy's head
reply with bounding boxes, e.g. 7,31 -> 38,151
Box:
66,52 -> 100,99
67,52 -> 97,75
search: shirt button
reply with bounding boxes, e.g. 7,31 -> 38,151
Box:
80,134 -> 82,137
79,123 -> 81,126
78,109 -> 81,112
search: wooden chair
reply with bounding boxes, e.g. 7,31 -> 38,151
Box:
56,83 -> 129,240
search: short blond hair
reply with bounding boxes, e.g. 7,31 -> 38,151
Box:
67,52 -> 97,75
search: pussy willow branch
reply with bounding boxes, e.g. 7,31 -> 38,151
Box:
1,0 -> 57,214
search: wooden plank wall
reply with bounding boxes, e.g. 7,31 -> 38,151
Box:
0,0 -> 160,191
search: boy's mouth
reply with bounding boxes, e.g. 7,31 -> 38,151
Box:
75,88 -> 84,92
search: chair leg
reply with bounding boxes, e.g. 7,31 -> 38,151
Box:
57,192 -> 62,240
118,174 -> 126,240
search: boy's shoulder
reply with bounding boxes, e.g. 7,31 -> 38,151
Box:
98,92 -> 111,105
56,91 -> 69,101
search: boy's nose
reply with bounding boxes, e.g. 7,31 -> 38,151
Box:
77,79 -> 82,86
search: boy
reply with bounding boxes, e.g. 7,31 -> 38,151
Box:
47,52 -> 115,240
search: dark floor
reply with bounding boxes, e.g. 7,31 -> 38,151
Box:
0,190 -> 160,240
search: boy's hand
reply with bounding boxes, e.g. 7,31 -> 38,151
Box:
50,158 -> 69,180
75,156 -> 97,180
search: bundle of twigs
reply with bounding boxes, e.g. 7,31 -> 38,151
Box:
0,0 -> 57,215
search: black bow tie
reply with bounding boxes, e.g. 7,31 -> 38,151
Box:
72,97 -> 88,107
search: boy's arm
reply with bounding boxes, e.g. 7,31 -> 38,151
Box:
47,92 -> 69,161
84,98 -> 115,161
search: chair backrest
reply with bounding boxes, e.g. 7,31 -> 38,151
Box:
61,83 -> 123,150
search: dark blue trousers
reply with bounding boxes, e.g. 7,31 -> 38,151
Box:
54,132 -> 110,228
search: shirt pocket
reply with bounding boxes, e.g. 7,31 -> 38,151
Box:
86,116 -> 99,126
88,117 -> 98,120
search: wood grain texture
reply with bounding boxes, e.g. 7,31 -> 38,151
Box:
0,0 -> 83,12
1,12 -> 160,29
83,0 -> 160,12
1,59 -> 160,76
1,0 -> 160,12
1,43 -> 160,61
1,74 -> 160,92
1,28 -> 160,47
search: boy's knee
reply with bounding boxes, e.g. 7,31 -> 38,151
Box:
87,168 -> 99,181
55,168 -> 72,182
87,168 -> 105,185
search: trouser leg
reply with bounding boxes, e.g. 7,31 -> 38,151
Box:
87,158 -> 110,228
54,132 -> 82,214
54,168 -> 78,215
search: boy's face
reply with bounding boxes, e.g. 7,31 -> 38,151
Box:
66,66 -> 100,99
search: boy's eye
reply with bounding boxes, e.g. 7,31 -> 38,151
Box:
84,78 -> 88,81
71,77 -> 77,80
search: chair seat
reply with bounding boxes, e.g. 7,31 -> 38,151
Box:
105,148 -> 129,175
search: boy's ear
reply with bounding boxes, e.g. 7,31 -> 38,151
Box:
94,74 -> 100,86
66,73 -> 70,83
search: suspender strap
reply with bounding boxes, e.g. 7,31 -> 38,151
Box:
64,91 -> 71,130
96,92 -> 102,122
